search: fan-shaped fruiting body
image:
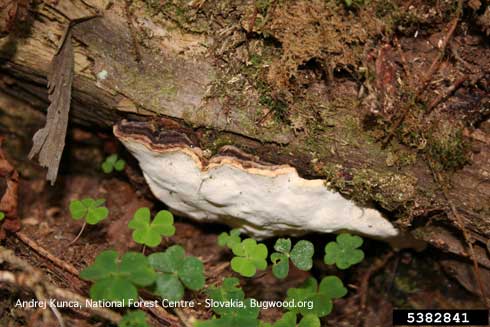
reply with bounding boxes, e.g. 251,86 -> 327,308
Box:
114,120 -> 398,239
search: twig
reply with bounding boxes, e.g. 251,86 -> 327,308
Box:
358,251 -> 395,311
428,164 -> 489,308
175,308 -> 194,327
0,270 -> 122,324
13,230 -> 183,325
145,303 -> 181,327
256,108 -> 274,126
426,76 -> 467,113
48,301 -> 66,327
417,14 -> 460,94
382,0 -> 463,147
14,232 -> 180,324
0,246 -> 122,324
15,231 -> 80,276
393,36 -> 413,89
68,221 -> 86,246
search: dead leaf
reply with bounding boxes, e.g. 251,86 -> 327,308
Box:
28,26 -> 74,185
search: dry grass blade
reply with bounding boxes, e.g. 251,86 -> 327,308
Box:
28,25 -> 74,185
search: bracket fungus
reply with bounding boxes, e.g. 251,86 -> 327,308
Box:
114,120 -> 399,239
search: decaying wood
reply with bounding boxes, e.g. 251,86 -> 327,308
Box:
27,25 -> 74,185
28,14 -> 99,185
0,0 -> 489,279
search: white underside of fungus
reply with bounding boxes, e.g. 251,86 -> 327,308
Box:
114,122 -> 399,239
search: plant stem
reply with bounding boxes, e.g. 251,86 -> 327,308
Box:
68,221 -> 86,246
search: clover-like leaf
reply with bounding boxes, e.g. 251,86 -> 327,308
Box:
148,244 -> 184,272
148,245 -> 205,301
290,240 -> 314,271
195,314 -> 259,327
80,250 -> 156,303
128,208 -> 175,247
272,311 -> 296,327
102,154 -> 126,174
298,314 -> 320,327
274,238 -> 291,253
231,238 -> 268,277
270,312 -> 320,327
324,233 -> 364,269
271,239 -> 314,279
271,252 -> 289,279
114,159 -> 126,171
0,212 -> 5,221
86,206 -> 109,225
69,198 -> 108,225
318,276 -> 348,299
154,273 -> 184,302
206,277 -> 244,316
286,276 -> 347,318
179,256 -> 205,290
218,229 -> 241,249
119,310 -> 149,327
69,200 -> 87,220
196,278 -> 260,327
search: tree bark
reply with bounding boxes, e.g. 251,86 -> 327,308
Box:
0,0 -> 489,264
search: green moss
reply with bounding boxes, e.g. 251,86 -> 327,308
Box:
258,94 -> 288,122
208,135 -> 235,155
385,149 -> 417,168
256,0 -> 271,14
322,164 -> 417,212
144,0 -> 211,33
426,122 -> 469,171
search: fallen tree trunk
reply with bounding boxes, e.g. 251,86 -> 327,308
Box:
0,0 -> 489,266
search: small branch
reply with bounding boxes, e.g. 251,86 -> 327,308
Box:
357,251 -> 395,327
175,307 -> 194,327
68,221 -> 86,246
393,36 -> 413,89
48,301 -> 66,327
140,296 -> 181,327
428,163 -> 489,308
426,76 -> 467,113
0,246 -> 122,324
15,231 -> 80,276
382,0 -> 463,147
0,270 -> 122,324
13,233 -> 180,324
